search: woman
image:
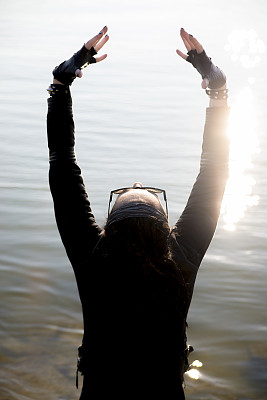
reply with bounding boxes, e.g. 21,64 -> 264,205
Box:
47,26 -> 229,399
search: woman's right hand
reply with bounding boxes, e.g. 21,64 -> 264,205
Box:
53,26 -> 109,85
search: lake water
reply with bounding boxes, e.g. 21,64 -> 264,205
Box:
1,0 -> 267,399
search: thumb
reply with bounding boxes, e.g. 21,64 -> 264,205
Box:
75,69 -> 83,78
201,77 -> 209,89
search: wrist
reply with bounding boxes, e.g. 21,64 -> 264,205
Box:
206,85 -> 228,107
53,78 -> 65,85
47,83 -> 70,96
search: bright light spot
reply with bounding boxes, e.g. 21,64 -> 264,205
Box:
225,29 -> 266,69
191,360 -> 203,368
187,369 -> 200,380
185,359 -> 203,380
221,87 -> 259,231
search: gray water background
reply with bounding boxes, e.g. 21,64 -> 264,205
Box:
1,0 -> 267,399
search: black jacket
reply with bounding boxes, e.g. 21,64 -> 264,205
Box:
47,84 -> 229,399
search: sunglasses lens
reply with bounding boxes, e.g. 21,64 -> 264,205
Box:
147,188 -> 162,194
113,189 -> 125,195
113,187 -> 162,195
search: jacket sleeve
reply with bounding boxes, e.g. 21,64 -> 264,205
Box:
47,84 -> 102,273
173,107 -> 230,270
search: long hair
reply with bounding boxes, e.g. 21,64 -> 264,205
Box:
104,216 -> 188,295
83,216 -> 191,396
92,216 -> 189,336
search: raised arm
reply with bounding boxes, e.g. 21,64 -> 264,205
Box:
173,29 -> 229,271
47,27 -> 109,274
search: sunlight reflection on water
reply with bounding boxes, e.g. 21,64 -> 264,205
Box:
221,28 -> 264,231
224,28 -> 266,69
222,86 -> 260,231
186,360 -> 203,381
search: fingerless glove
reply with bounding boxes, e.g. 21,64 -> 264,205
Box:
53,45 -> 97,85
186,49 -> 226,89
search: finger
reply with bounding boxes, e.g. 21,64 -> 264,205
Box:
85,26 -> 108,50
180,29 -> 192,52
85,33 -> 103,51
176,49 -> 188,60
202,77 -> 209,89
100,25 -> 108,36
94,34 -> 109,53
181,28 -> 196,50
189,35 -> 204,54
95,54 -> 107,63
182,29 -> 205,55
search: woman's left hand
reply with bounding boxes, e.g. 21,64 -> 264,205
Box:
176,28 -> 226,90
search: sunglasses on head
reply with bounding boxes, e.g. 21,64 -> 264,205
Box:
108,186 -> 168,218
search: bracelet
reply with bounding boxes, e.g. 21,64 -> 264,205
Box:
47,84 -> 69,96
205,88 -> 228,100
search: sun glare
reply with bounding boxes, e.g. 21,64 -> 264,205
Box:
220,29 -> 264,231
221,87 -> 260,231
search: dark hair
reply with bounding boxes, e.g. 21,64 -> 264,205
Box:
105,216 -> 186,282
94,215 -> 189,326
105,216 -> 170,272
88,217 -> 190,393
